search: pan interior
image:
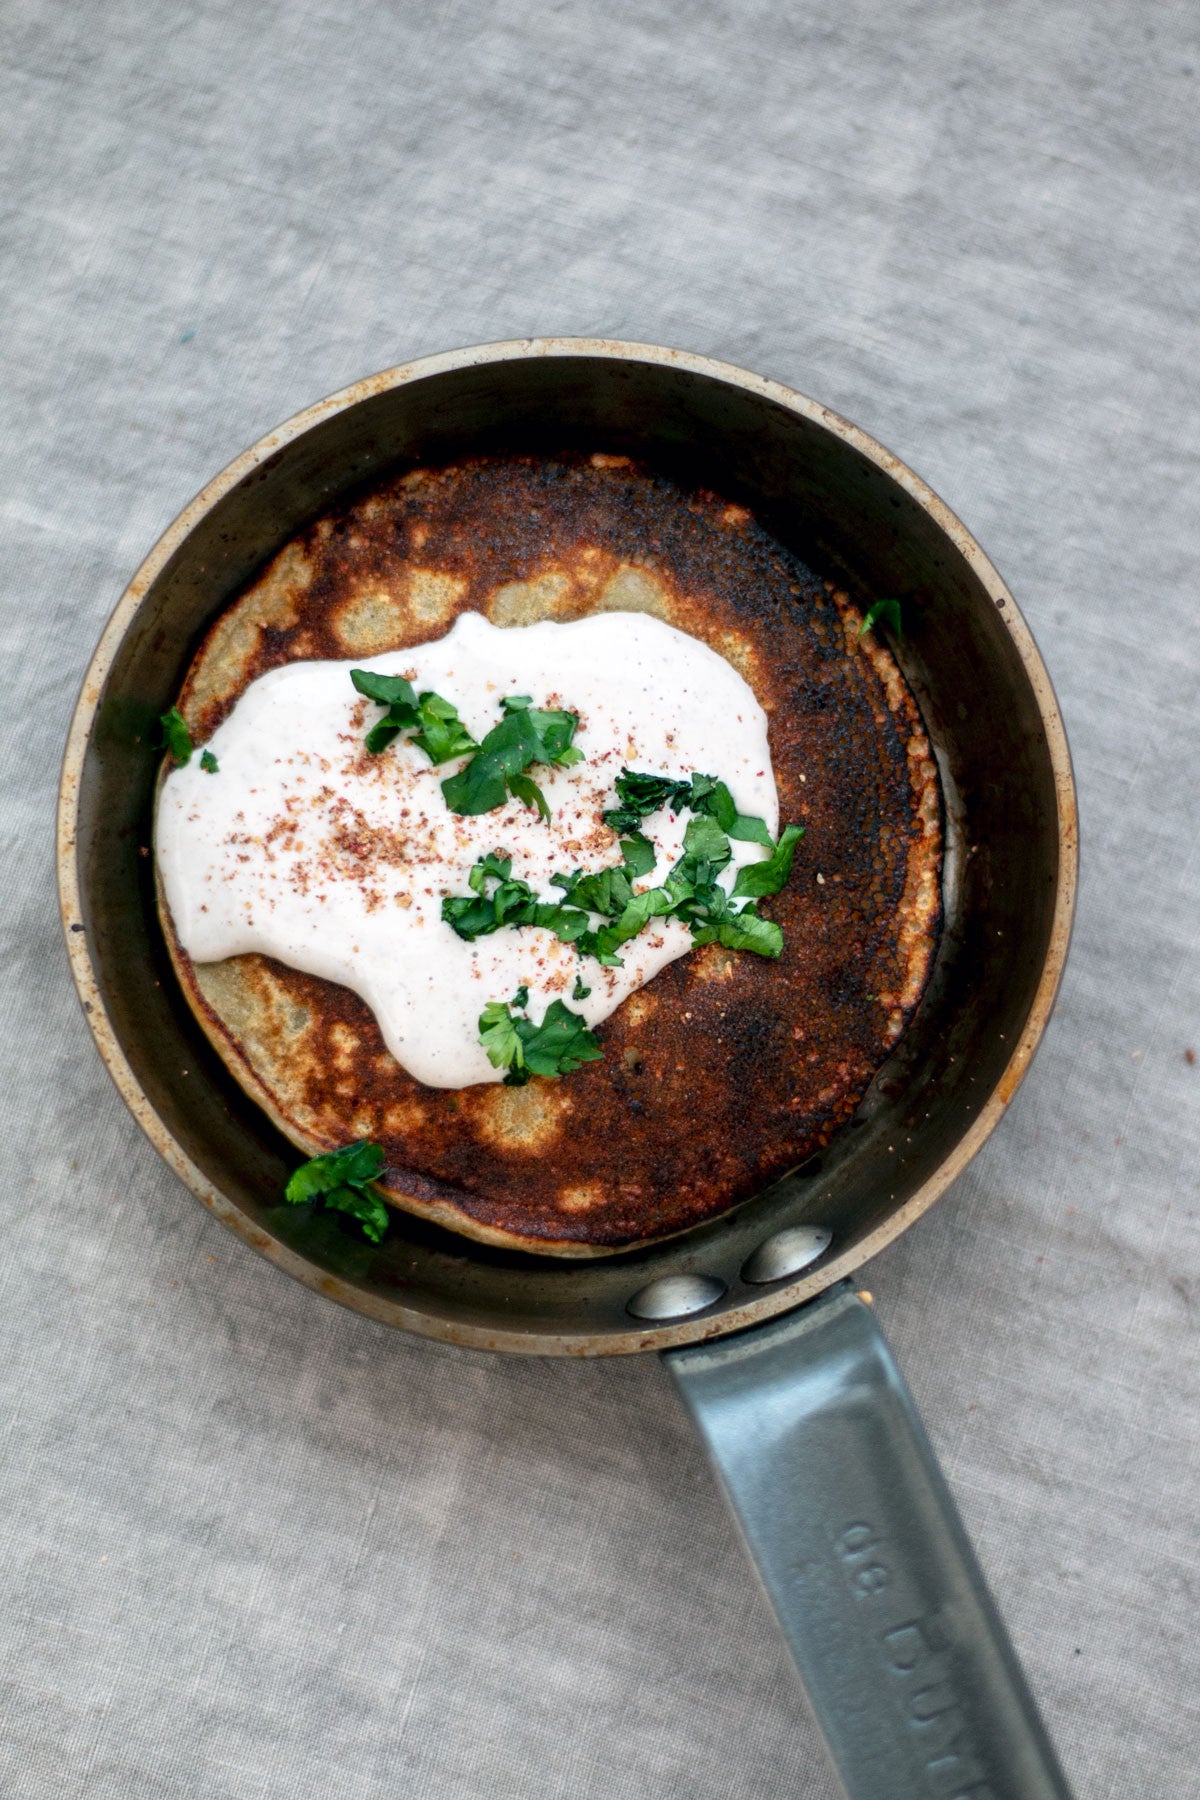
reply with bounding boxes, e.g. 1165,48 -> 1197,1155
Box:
66,346 -> 1070,1351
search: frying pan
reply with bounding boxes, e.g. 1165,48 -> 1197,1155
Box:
58,339 -> 1078,1800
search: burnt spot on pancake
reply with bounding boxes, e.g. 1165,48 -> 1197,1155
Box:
163,452 -> 941,1254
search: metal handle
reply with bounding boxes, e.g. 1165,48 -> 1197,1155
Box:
664,1284 -> 1073,1800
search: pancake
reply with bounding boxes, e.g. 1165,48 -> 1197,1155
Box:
157,452 -> 941,1255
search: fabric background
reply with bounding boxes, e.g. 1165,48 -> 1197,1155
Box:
2,3 -> 1197,1795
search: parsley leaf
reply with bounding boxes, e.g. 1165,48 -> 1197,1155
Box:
284,1139 -> 389,1242
159,707 -> 193,765
573,929 -> 626,968
857,598 -> 903,641
730,824 -> 805,898
676,812 -> 732,885
563,865 -> 633,917
441,702 -> 581,818
351,669 -> 418,710
479,998 -> 603,1085
443,855 -> 592,944
512,984 -> 529,1008
507,771 -> 551,822
525,709 -> 584,766
573,975 -> 591,1000
620,832 -> 656,877
443,865 -> 534,938
285,1138 -> 385,1202
688,908 -> 784,958
410,692 -> 478,763
479,999 -> 526,1073
323,1185 -> 390,1243
529,900 -> 592,942
602,768 -> 691,835
469,851 -> 513,892
199,748 -> 219,773
688,774 -> 775,848
364,716 -> 405,755
519,1000 -> 604,1078
712,905 -> 784,958
602,885 -> 676,950
352,668 -> 419,753
604,767 -> 775,852
351,669 -> 477,763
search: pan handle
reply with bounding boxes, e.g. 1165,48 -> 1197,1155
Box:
664,1282 -> 1073,1800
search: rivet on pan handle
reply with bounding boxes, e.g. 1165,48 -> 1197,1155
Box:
665,1283 -> 1074,1800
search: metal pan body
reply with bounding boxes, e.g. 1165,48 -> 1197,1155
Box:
58,339 -> 1076,1355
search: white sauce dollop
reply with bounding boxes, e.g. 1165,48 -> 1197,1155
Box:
156,611 -> 778,1088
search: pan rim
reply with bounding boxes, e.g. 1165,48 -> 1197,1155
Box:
57,336 -> 1078,1355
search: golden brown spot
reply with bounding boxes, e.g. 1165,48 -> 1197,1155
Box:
558,1182 -> 604,1213
332,588 -> 411,654
690,943 -> 737,983
384,1099 -> 427,1137
487,570 -> 571,626
329,1021 -> 362,1069
192,955 -> 311,1070
472,1080 -> 565,1151
406,567 -> 467,628
622,991 -> 658,1026
595,563 -> 674,622
714,629 -> 762,693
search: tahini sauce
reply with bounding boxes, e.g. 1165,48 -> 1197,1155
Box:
156,611 -> 778,1087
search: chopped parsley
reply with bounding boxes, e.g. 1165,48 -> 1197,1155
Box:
283,1139 -> 389,1243
159,706 -> 193,765
676,812 -> 732,883
554,863 -> 635,917
199,748 -> 219,773
442,854 -> 592,945
601,769 -> 691,835
619,832 -> 656,877
452,763 -> 806,1082
687,772 -> 776,848
443,765 -> 803,980
409,692 -> 479,763
857,598 -> 903,642
442,699 -> 583,820
603,768 -> 774,848
351,668 -> 478,762
730,823 -> 805,898
479,998 -> 603,1086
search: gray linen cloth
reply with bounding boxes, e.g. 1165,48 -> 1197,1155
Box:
1,2 -> 1197,1795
